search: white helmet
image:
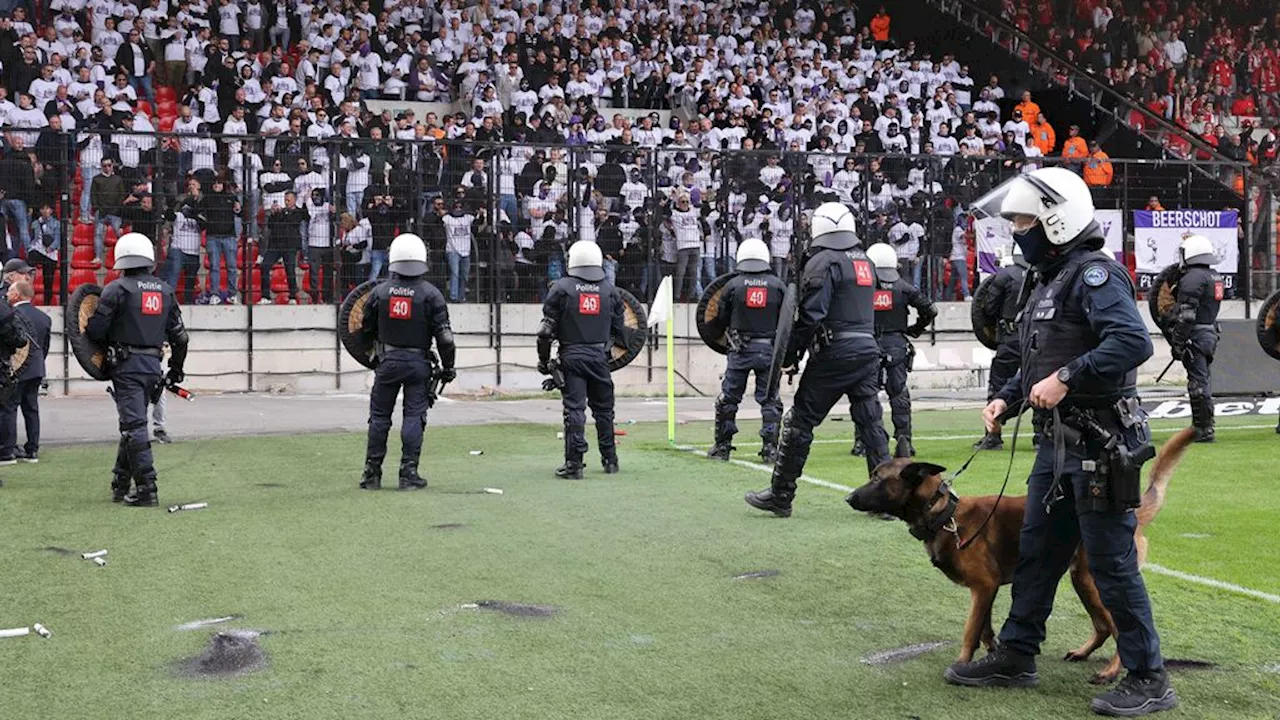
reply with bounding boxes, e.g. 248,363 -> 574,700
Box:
735,238 -> 770,273
866,242 -> 899,282
809,201 -> 859,250
113,232 -> 155,270
1180,234 -> 1214,267
992,166 -> 1095,245
389,233 -> 428,276
567,240 -> 605,282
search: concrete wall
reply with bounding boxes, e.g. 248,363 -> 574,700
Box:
40,300 -> 1257,396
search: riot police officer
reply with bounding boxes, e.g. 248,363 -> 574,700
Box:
866,242 -> 936,458
85,233 -> 188,506
1172,234 -> 1222,443
359,233 -> 456,490
0,282 -> 30,488
705,238 -> 786,463
744,202 -> 891,517
944,168 -> 1175,717
538,241 -> 626,479
974,246 -> 1027,451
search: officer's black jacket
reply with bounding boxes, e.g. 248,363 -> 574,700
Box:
539,276 -> 626,357
707,271 -> 787,340
873,277 -> 936,336
86,272 -> 189,373
984,264 -> 1026,325
361,275 -> 455,370
788,246 -> 878,359
1175,265 -> 1223,328
995,242 -> 1152,409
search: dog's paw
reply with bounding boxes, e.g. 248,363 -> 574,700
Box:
1089,670 -> 1120,685
1063,650 -> 1091,663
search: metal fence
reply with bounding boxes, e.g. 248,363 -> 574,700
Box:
0,132 -> 1275,311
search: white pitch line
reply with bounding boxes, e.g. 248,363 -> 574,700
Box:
675,444 -> 1280,605
808,423 -> 1280,444
1144,565 -> 1280,604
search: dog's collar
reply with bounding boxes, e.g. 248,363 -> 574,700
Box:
909,478 -> 960,542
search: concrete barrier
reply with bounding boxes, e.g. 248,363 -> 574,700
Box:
37,300 -> 1254,396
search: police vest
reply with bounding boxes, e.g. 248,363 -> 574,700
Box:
806,247 -> 876,333
109,275 -> 173,348
999,266 -> 1026,322
873,278 -> 909,333
1019,251 -> 1136,406
729,272 -> 786,338
375,279 -> 433,349
1180,265 -> 1223,324
555,277 -> 613,345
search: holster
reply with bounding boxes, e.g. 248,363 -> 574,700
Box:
725,329 -> 743,354
1055,399 -> 1154,513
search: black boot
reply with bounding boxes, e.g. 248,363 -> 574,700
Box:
973,431 -> 1004,450
111,474 -> 131,503
850,438 -> 865,456
398,460 -> 426,490
895,436 -> 915,458
1190,397 -> 1215,443
602,455 -> 619,474
123,475 -> 158,507
359,460 -> 382,490
1090,668 -> 1177,717
555,461 -> 584,479
744,487 -> 793,517
943,646 -> 1039,688
707,442 -> 733,461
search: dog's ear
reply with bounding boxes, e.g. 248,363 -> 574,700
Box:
900,462 -> 947,487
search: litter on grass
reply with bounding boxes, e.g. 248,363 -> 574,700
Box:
81,550 -> 108,560
733,569 -> 781,580
0,627 -> 31,639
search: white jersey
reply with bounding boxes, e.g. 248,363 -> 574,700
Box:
669,208 -> 701,251
442,213 -> 475,257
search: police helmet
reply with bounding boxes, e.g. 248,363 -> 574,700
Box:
810,201 -> 859,250
114,232 -> 155,270
388,233 -> 428,276
1180,234 -> 1215,267
567,240 -> 605,282
735,238 -> 770,273
992,167 -> 1095,245
866,242 -> 899,282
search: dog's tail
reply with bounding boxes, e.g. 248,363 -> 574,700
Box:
1135,428 -> 1195,529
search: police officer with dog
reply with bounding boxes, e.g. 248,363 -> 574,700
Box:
866,242 -> 936,458
85,232 -> 189,506
974,246 -> 1027,451
945,168 -> 1175,717
744,202 -> 891,518
1171,234 -> 1222,443
359,233 -> 456,490
705,238 -> 786,463
538,241 -> 626,479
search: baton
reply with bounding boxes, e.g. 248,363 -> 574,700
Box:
1153,357 -> 1177,384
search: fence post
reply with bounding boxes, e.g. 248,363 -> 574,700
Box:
1242,167 -> 1251,315
61,130 -> 73,397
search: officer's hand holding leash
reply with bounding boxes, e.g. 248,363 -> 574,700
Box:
1028,371 -> 1069,410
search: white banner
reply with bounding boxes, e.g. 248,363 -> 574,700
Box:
1133,210 -> 1238,278
976,209 -> 1122,278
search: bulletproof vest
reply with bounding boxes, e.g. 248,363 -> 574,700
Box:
375,278 -> 433,349
1181,266 -> 1223,324
805,247 -> 876,333
108,275 -> 172,348
729,272 -> 785,338
1019,251 -> 1136,406
873,278 -> 910,333
999,266 -> 1026,321
555,276 -> 612,345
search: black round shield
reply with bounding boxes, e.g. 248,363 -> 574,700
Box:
338,280 -> 379,369
1257,289 -> 1280,362
0,313 -> 34,402
1147,264 -> 1182,344
67,284 -> 110,381
970,276 -> 1001,351
695,272 -> 737,355
764,283 -> 798,400
609,288 -> 648,372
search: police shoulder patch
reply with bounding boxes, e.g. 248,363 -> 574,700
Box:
1082,265 -> 1109,287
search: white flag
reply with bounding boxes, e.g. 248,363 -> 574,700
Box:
647,276 -> 673,328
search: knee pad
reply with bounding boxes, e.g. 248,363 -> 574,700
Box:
779,410 -> 812,449
1187,383 -> 1208,401
714,393 -> 737,416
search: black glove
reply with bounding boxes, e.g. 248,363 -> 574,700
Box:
537,361 -> 551,375
167,368 -> 184,385
438,367 -> 456,383
906,326 -> 925,339
541,376 -> 562,392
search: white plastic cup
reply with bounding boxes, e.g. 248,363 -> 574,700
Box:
93,557 -> 107,567
483,488 -> 504,495
81,550 -> 108,560
33,624 -> 52,639
0,627 -> 31,639
168,502 -> 209,513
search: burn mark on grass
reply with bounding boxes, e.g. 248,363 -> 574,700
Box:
1165,658 -> 1217,671
42,546 -> 76,556
473,600 -> 558,617
176,631 -> 267,678
860,641 -> 950,666
256,483 -> 287,488
431,523 -> 467,530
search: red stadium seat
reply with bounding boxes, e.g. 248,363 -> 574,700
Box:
71,246 -> 97,269
136,100 -> 152,117
157,117 -> 174,132
69,269 -> 97,292
270,266 -> 288,293
155,86 -> 176,103
73,223 -> 93,241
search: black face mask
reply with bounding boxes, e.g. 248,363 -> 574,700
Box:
1013,222 -> 1053,267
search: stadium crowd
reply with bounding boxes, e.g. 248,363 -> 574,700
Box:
0,0 -> 1247,306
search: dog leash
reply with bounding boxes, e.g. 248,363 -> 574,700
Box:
954,399 -> 1028,551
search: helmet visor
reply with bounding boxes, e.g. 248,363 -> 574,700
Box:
969,173 -> 1068,231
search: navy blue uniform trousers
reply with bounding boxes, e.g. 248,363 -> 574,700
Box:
560,344 -> 616,463
366,351 -> 431,463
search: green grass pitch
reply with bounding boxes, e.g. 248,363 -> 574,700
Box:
0,410 -> 1277,719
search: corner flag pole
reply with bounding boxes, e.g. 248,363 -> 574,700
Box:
665,277 -> 676,446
